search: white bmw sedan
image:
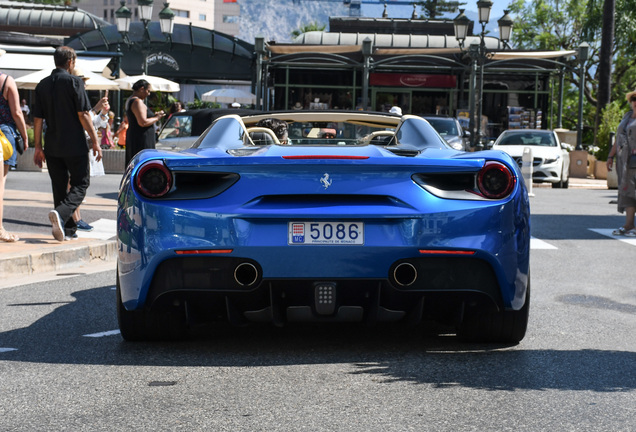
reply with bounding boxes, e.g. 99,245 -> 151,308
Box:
492,129 -> 570,188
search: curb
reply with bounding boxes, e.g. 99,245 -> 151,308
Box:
0,239 -> 117,278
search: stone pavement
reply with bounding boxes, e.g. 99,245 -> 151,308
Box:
0,175 -> 610,282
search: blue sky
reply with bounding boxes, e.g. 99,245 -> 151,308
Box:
362,0 -> 509,19
361,1 -> 511,34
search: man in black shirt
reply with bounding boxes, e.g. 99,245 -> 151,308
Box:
32,46 -> 102,242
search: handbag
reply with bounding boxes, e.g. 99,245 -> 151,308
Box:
0,129 -> 13,161
13,131 -> 24,155
89,149 -> 105,177
629,154 -> 636,169
0,74 -> 18,159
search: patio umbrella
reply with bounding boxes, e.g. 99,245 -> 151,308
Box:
116,74 -> 180,92
201,88 -> 256,104
15,69 -> 120,91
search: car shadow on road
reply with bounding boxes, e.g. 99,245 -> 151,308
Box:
531,214 -> 625,240
96,192 -> 119,201
1,284 -> 635,393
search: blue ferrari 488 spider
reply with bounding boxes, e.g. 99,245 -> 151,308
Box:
117,111 -> 530,342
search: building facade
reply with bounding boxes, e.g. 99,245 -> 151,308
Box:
77,0 -> 240,36
257,17 -> 576,142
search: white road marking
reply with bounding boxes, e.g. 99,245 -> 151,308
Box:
76,218 -> 116,240
531,237 -> 557,249
83,329 -> 121,338
0,348 -> 18,353
589,228 -> 636,246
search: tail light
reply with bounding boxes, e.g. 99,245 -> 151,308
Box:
477,161 -> 515,199
135,160 -> 173,198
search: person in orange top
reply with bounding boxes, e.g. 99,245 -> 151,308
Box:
115,114 -> 128,148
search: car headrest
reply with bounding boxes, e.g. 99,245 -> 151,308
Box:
250,131 -> 275,146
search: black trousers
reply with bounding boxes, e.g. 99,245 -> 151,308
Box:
45,153 -> 90,236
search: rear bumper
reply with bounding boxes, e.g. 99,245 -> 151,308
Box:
140,255 -> 504,325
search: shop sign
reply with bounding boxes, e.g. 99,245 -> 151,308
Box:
146,52 -> 180,71
370,73 -> 456,88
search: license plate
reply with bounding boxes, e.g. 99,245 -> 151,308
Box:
288,222 -> 364,245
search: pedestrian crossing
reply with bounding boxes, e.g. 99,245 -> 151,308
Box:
75,218 -> 117,240
530,237 -> 558,250
588,228 -> 636,246
531,229 -> 636,250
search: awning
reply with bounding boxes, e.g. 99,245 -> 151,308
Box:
15,68 -> 120,91
491,50 -> 577,60
375,48 -> 462,56
0,53 -> 111,72
0,48 -> 112,77
115,74 -> 180,92
201,88 -> 256,104
268,45 -> 363,55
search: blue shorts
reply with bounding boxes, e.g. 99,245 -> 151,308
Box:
0,123 -> 18,167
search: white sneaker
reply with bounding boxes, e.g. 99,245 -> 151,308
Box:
48,210 -> 65,242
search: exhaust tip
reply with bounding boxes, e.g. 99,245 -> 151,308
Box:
393,262 -> 417,287
234,262 -> 259,287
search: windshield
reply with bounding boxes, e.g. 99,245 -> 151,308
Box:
497,132 -> 556,147
194,115 -> 449,151
285,121 -> 392,145
158,114 -> 193,140
425,118 -> 459,136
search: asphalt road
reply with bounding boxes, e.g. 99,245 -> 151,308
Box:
1,184 -> 635,431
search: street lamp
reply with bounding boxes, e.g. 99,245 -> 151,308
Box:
159,3 -> 175,35
497,10 -> 514,47
255,36 -> 265,110
115,1 -> 131,34
138,0 -> 154,22
454,3 -> 513,150
115,0 -> 175,75
361,37 -> 373,111
576,42 -> 590,150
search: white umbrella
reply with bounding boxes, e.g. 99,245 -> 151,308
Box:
201,88 -> 256,104
116,74 -> 180,92
15,69 -> 120,91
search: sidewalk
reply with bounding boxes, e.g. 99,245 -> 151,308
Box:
0,175 -> 611,281
0,233 -> 117,283
0,187 -> 118,281
557,177 -> 609,189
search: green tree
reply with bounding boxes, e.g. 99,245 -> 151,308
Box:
291,21 -> 327,39
609,0 -> 636,102
417,0 -> 466,19
508,0 -> 636,147
595,101 -> 626,161
594,0 -> 614,142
